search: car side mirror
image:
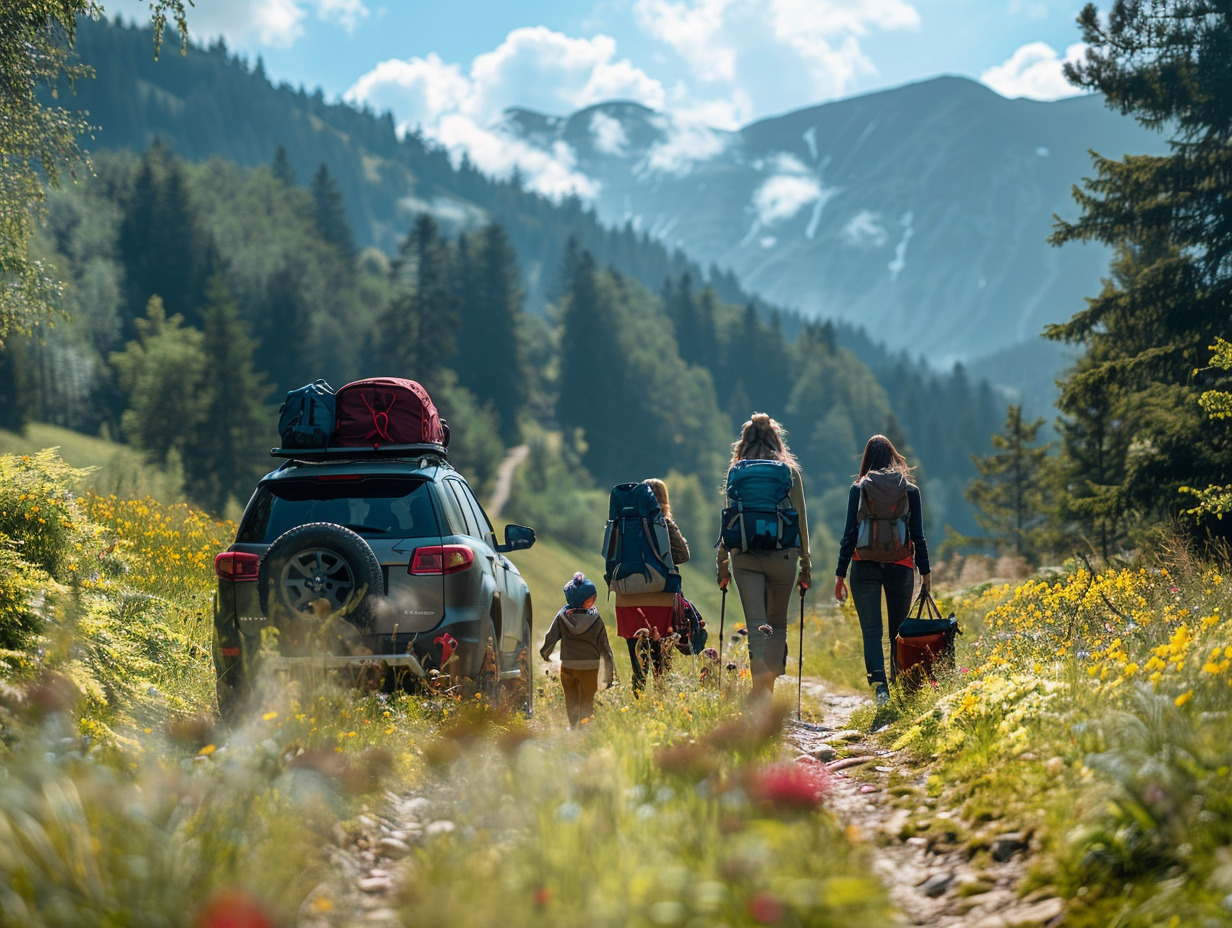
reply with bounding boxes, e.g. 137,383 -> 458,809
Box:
495,524 -> 535,553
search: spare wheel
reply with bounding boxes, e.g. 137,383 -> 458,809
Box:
258,522 -> 384,632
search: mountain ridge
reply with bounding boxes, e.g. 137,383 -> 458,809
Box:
497,74 -> 1167,373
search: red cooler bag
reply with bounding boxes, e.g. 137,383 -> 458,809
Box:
894,593 -> 960,689
334,377 -> 448,448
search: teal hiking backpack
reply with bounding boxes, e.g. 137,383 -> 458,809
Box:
603,482 -> 681,596
719,460 -> 800,552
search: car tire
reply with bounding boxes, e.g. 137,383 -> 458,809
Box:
258,522 -> 384,646
501,615 -> 533,716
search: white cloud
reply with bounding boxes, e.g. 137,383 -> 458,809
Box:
843,210 -> 887,248
642,119 -> 728,175
634,0 -> 920,107
434,114 -> 601,199
346,27 -> 665,199
346,54 -> 470,127
753,174 -> 824,225
665,87 -> 754,132
590,112 -> 629,155
317,0 -> 369,33
467,27 -> 665,121
980,41 -> 1088,100
1006,0 -> 1050,19
107,0 -> 373,47
633,0 -> 737,83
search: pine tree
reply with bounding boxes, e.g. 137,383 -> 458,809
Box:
310,162 -> 357,266
1049,2 -> 1232,541
272,144 -> 296,186
0,339 -> 31,433
965,405 -> 1054,564
556,251 -> 626,475
184,276 -> 270,514
454,223 -> 527,443
117,143 -> 216,333
374,214 -> 458,386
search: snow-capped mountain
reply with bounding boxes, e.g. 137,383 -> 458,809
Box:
499,76 -> 1166,367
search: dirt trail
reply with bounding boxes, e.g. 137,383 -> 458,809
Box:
302,678 -> 1065,927
486,443 -> 528,520
787,681 -> 1064,928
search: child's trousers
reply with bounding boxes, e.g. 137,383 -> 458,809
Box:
559,666 -> 599,727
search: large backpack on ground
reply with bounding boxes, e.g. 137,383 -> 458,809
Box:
718,460 -> 800,552
334,377 -> 448,448
278,379 -> 336,449
855,469 -> 912,562
603,482 -> 681,596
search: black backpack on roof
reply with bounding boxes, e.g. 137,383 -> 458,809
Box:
277,379 -> 336,449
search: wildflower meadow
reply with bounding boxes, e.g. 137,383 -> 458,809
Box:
0,449 -> 1228,926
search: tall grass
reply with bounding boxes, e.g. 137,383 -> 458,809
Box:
0,449 -> 886,926
873,552 -> 1232,926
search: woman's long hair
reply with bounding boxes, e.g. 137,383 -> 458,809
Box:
730,413 -> 799,470
644,477 -> 673,521
857,434 -> 915,483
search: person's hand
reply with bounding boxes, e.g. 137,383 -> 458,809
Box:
920,572 -> 932,594
717,564 -> 731,590
797,564 -> 811,592
834,577 -> 848,603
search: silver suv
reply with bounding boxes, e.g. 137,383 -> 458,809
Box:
212,445 -> 536,715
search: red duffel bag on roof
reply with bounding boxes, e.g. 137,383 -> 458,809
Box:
333,377 -> 448,448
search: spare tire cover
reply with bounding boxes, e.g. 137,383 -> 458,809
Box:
258,522 -> 384,635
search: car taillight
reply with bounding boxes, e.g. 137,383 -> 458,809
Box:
409,545 -> 474,575
215,551 -> 261,581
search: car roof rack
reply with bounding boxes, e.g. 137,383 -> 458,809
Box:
270,443 -> 448,462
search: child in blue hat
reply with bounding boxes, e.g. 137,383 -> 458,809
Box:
540,572 -> 617,727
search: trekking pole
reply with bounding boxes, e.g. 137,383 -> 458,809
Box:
718,586 -> 727,665
797,585 -> 806,720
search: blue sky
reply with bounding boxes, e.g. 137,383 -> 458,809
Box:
108,0 -> 1092,195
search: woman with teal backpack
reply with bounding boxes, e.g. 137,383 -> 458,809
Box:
716,414 -> 811,700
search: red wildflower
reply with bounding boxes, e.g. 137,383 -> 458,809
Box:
195,889 -> 275,928
746,890 -> 785,924
745,759 -> 830,812
534,886 -> 552,906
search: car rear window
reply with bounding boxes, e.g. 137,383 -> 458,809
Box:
237,476 -> 441,544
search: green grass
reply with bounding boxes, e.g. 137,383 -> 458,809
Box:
0,422 -> 184,503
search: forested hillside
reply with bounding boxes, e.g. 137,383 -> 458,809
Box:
1,16 -> 1007,544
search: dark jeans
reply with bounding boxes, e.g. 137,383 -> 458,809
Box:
849,560 -> 916,686
626,637 -> 664,694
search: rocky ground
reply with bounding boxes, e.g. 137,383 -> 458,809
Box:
786,682 -> 1065,928
302,679 -> 1067,927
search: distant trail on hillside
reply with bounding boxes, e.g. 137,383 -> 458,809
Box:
487,444 -> 529,520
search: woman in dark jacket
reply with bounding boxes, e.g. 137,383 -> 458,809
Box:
834,434 -> 930,705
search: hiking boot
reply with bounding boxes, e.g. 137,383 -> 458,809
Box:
875,684 -> 890,706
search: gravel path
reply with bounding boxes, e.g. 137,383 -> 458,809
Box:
786,681 -> 1065,928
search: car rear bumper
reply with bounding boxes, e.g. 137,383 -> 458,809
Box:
261,652 -> 429,677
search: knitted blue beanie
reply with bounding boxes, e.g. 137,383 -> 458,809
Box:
564,571 -> 597,608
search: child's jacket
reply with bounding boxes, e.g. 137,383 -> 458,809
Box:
540,606 -> 616,686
